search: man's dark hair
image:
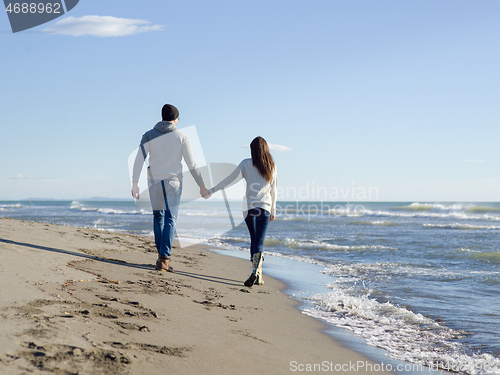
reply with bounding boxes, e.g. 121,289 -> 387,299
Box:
162,104 -> 179,121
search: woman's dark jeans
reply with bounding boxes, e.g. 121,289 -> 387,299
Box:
244,207 -> 270,257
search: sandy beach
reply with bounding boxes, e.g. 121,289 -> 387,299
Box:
0,217 -> 391,374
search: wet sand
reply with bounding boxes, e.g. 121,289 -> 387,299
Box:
0,217 -> 392,374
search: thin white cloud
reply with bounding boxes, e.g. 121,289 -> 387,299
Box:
7,174 -> 55,180
241,143 -> 292,152
268,143 -> 292,152
464,160 -> 486,163
42,16 -> 165,37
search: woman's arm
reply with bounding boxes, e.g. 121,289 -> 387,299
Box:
210,164 -> 243,194
270,169 -> 278,219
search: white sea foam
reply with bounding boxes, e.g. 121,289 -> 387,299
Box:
69,202 -> 148,215
0,203 -> 23,209
371,220 -> 399,226
177,234 -> 216,247
261,237 -> 397,252
459,248 -> 481,253
395,202 -> 465,212
96,208 -> 128,215
71,205 -> 99,212
262,250 -> 328,266
386,203 -> 500,221
205,242 -> 500,374
320,261 -> 470,286
349,220 -> 399,226
70,202 -> 84,210
303,287 -> 500,375
360,208 -> 500,222
95,207 -> 146,215
277,216 -> 309,222
216,236 -> 249,244
280,202 -> 500,222
92,219 -> 112,231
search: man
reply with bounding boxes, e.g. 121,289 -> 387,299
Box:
131,104 -> 211,272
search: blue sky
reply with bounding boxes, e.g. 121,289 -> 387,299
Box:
1,0 -> 499,201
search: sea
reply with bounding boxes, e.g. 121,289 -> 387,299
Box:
1,199 -> 499,374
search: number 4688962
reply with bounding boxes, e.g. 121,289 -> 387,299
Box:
5,3 -> 61,14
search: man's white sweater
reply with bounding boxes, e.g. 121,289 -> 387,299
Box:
132,122 -> 204,186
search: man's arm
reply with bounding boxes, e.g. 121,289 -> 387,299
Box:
131,134 -> 149,199
182,136 -> 211,199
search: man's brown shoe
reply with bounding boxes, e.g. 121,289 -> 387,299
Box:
155,257 -> 174,272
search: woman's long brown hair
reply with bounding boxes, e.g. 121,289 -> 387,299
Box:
250,136 -> 275,183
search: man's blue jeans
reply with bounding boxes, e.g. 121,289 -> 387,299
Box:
149,180 -> 182,259
244,207 -> 270,257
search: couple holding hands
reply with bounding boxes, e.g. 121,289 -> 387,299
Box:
131,104 -> 277,287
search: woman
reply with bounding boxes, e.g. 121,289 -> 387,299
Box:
210,136 -> 277,287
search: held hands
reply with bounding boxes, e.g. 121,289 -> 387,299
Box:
200,185 -> 212,199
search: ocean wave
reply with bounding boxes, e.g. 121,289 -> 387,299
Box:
0,203 -> 23,209
321,261 -> 471,287
207,238 -> 363,260
97,208 -> 148,215
70,203 -> 94,211
279,202 -> 500,221
466,206 -> 500,213
394,202 -> 438,211
280,207 -> 364,217
303,288 -> 500,375
70,204 -> 99,212
391,202 -> 500,218
326,209 -> 364,217
424,223 -> 500,230
186,233 -> 395,255
459,248 -> 481,253
262,238 -> 397,252
281,208 -> 323,214
361,208 -> 500,222
218,236 -> 249,244
216,235 -> 397,253
395,202 -> 472,212
349,220 -> 399,226
262,251 -> 328,266
276,216 -> 309,222
470,251 -> 500,265
90,226 -> 124,233
69,203 -> 148,215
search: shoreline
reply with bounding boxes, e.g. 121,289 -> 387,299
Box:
0,217 -> 393,374
210,246 -> 452,375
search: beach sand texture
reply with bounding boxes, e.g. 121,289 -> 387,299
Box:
0,217 -> 390,374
